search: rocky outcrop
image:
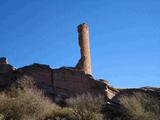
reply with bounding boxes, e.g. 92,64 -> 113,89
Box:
16,63 -> 118,100
0,57 -> 15,88
0,57 -> 15,74
75,23 -> 92,75
0,57 -> 8,64
102,87 -> 160,116
16,63 -> 54,97
53,67 -> 117,98
0,23 -> 118,100
0,61 -> 118,100
112,87 -> 160,104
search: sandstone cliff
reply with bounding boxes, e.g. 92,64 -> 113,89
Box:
0,58 -> 118,102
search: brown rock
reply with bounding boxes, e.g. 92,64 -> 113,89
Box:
76,23 -> 92,75
0,24 -> 119,101
16,64 -> 118,100
0,57 -> 8,64
0,57 -> 15,87
17,63 -> 54,95
0,64 -> 14,74
0,57 -> 15,74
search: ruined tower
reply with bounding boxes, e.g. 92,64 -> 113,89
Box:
76,23 -> 92,74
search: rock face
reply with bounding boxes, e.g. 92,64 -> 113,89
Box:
0,61 -> 118,100
0,23 -> 118,100
103,87 -> 160,115
16,64 -> 118,99
76,23 -> 92,75
0,57 -> 8,64
0,57 -> 15,88
0,57 -> 15,74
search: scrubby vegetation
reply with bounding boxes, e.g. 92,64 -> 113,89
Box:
66,93 -> 105,120
0,76 -> 76,120
118,93 -> 160,120
0,88 -> 55,120
0,88 -> 105,120
0,76 -> 105,120
0,76 -> 160,120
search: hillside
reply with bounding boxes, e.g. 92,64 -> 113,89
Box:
0,23 -> 159,120
0,61 -> 160,120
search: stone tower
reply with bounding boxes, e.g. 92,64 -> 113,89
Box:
76,23 -> 92,74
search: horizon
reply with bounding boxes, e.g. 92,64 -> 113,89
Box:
0,0 -> 160,87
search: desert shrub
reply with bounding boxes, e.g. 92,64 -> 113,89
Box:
0,88 -> 57,120
66,93 -> 105,120
45,107 -> 77,120
0,88 -> 81,120
118,92 -> 160,120
0,114 -> 4,120
14,75 -> 36,89
0,76 -> 79,120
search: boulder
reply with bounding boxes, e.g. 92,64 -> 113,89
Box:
0,57 -> 8,64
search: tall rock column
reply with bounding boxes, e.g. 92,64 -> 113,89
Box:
76,23 -> 92,74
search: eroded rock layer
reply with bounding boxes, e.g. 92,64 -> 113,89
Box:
0,23 -> 118,100
0,62 -> 118,100
17,63 -> 118,99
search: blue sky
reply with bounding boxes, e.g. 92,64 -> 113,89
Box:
0,0 -> 160,87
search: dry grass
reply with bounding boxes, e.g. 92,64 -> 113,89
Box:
1,75 -> 160,120
0,87 -> 79,120
0,76 -> 75,120
118,92 -> 160,120
0,88 -> 56,120
66,93 -> 105,120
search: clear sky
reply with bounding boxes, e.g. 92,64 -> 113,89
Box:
0,0 -> 160,87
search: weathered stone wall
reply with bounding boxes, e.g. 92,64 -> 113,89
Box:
53,67 -> 109,97
0,59 -> 117,99
15,64 -> 118,99
17,63 -> 54,95
0,61 -> 118,100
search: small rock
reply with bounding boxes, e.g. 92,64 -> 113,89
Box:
0,57 -> 8,64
